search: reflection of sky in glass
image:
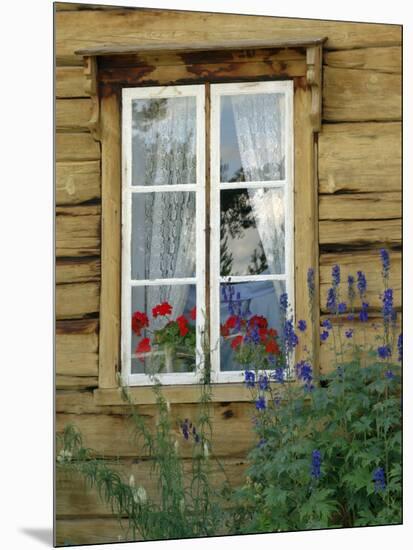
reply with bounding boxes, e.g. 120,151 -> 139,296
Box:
220,97 -> 244,182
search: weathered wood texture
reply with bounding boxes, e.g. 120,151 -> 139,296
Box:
56,282 -> 100,319
55,8 -> 401,65
56,375 -> 98,390
55,518 -> 132,546
320,250 -> 401,312
319,219 -> 401,247
323,66 -> 401,121
56,257 -> 100,284
56,67 -> 89,98
56,133 -> 100,162
319,314 -> 402,374
324,46 -> 401,73
56,99 -> 93,131
56,161 -> 100,205
318,122 -> 401,194
319,192 -> 401,221
56,320 -> 98,377
56,205 -> 100,257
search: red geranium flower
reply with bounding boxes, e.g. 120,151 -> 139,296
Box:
190,306 -> 196,321
258,327 -> 268,342
221,323 -> 230,337
231,335 -> 243,350
268,328 -> 278,338
265,339 -> 280,355
176,315 -> 189,337
225,315 -> 239,329
249,315 -> 268,329
152,301 -> 172,318
136,337 -> 151,361
131,310 -> 149,336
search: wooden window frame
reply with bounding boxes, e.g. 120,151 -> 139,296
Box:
75,38 -> 325,405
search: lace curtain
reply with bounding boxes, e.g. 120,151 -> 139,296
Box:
230,92 -> 286,309
132,97 -> 196,336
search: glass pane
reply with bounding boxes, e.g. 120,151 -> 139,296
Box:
220,93 -> 285,182
131,192 -> 196,280
132,97 -> 197,186
220,280 -> 286,371
220,188 -> 285,276
131,284 -> 196,375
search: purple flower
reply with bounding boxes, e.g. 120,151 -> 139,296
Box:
255,396 -> 266,410
348,275 -> 356,304
284,319 -> 299,353
296,360 -> 314,392
377,345 -> 391,360
311,450 -> 322,480
297,319 -> 307,332
326,287 -> 337,313
272,367 -> 285,384
345,329 -> 353,339
322,319 -> 332,330
382,288 -> 394,325
258,374 -> 269,391
279,292 -> 289,313
373,467 -> 386,492
332,265 -> 340,286
257,438 -> 267,448
385,370 -> 395,380
338,302 -> 347,314
359,302 -> 369,323
398,333 -> 402,362
380,249 -> 390,280
347,314 -> 355,321
244,370 -> 255,388
357,271 -> 367,298
320,330 -> 329,342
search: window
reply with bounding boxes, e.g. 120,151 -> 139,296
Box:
121,81 -> 294,386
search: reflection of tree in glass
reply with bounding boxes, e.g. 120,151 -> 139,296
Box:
248,242 -> 268,275
132,99 -> 168,131
220,158 -> 285,182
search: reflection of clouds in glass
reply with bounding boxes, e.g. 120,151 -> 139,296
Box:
226,228 -> 259,275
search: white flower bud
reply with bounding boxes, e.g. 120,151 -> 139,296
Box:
203,442 -> 209,459
166,401 -> 171,412
174,440 -> 179,453
137,486 -> 147,504
129,474 -> 135,488
179,498 -> 185,514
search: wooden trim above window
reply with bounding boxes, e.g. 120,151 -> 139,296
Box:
76,39 -> 323,397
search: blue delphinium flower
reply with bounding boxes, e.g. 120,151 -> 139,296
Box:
255,396 -> 266,410
257,438 -> 267,448
380,248 -> 390,280
311,450 -> 322,480
377,345 -> 391,360
280,292 -> 289,313
244,370 -> 255,388
347,313 -> 355,321
332,265 -> 340,286
357,271 -> 367,298
338,302 -> 347,314
382,288 -> 394,325
385,370 -> 395,380
373,467 -> 386,492
297,319 -> 307,332
322,319 -> 332,330
320,330 -> 329,342
326,287 -> 337,313
348,275 -> 356,305
296,360 -> 314,391
345,329 -> 353,339
258,374 -> 269,391
359,302 -> 369,323
398,333 -> 403,362
284,319 -> 299,353
272,367 -> 285,384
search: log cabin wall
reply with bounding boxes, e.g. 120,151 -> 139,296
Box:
55,3 -> 402,544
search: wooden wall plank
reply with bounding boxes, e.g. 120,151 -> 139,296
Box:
323,66 -> 401,121
56,205 -> 100,257
56,401 -> 256,458
324,46 -> 401,73
318,122 -> 401,194
56,282 -> 100,319
320,250 -> 401,312
56,257 -> 101,284
55,9 -> 401,65
56,457 -> 247,517
319,192 -> 401,221
56,161 -> 101,205
56,99 -> 93,131
56,319 -> 98,376
55,518 -> 132,546
56,133 -> 100,162
56,67 -> 89,98
319,219 -> 401,247
56,375 -> 98,390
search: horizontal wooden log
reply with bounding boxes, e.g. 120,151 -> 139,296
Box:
56,375 -> 98,390
56,205 -> 100,257
319,192 -> 401,221
56,133 -> 100,162
56,282 -> 100,319
319,219 -> 401,247
324,46 -> 401,73
323,66 -> 401,121
56,161 -> 100,205
56,456 -> 247,518
56,257 -> 100,284
55,2 -> 122,11
320,250 -> 401,312
318,122 -> 401,194
319,314 -> 402,375
56,319 -> 98,376
56,401 -> 256,458
56,66 -> 89,97
56,99 -> 93,131
55,518 -> 132,546
55,9 -> 401,65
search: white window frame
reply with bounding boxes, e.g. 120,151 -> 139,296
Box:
209,81 -> 295,383
121,80 -> 294,387
121,84 -> 206,386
